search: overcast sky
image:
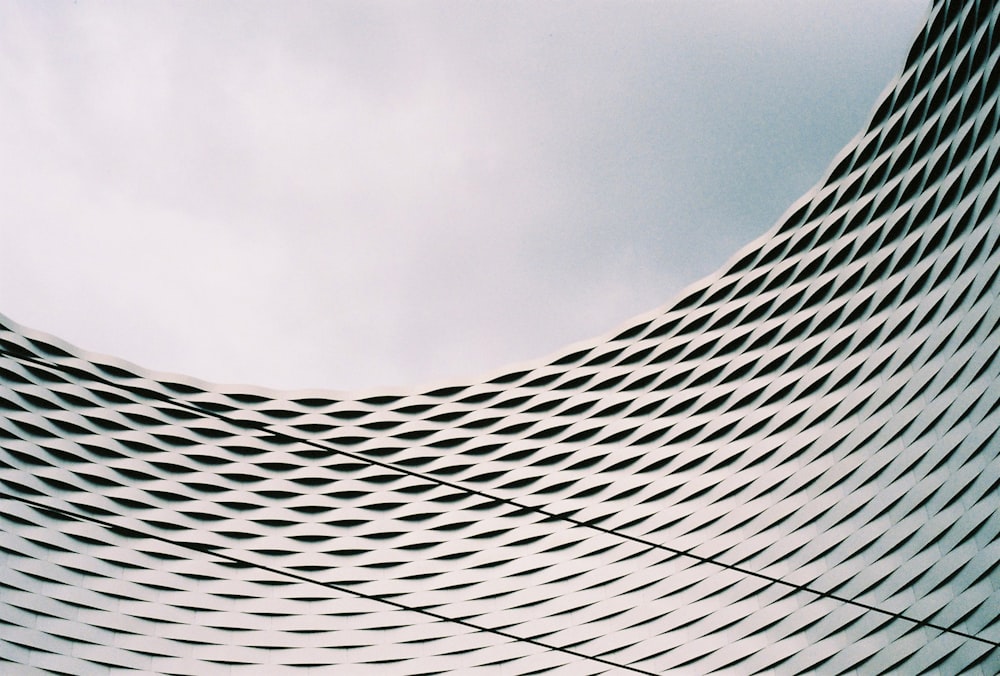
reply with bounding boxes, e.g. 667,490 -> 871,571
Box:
1,1 -> 928,392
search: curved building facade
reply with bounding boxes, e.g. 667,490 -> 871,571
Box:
2,0 -> 999,673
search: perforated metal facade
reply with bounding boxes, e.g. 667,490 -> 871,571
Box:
2,0 -> 999,673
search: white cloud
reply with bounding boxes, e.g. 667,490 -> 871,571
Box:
0,0 -> 927,390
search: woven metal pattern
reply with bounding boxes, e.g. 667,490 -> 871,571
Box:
2,0 -> 999,673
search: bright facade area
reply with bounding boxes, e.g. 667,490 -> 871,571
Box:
1,0 -> 998,673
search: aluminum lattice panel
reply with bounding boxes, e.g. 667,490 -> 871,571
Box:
2,0 -> 999,673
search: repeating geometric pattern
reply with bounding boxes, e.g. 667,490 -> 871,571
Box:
2,0 -> 1000,673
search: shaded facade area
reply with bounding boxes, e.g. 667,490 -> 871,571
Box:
1,0 -> 999,672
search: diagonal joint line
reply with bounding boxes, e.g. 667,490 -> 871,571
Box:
1,349 -> 998,649
0,491 -> 658,676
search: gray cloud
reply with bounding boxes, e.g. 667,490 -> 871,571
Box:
0,1 -> 928,391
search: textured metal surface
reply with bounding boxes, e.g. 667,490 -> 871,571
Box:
2,0 -> 1000,673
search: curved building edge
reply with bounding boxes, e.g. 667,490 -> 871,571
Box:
2,0 -> 999,673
